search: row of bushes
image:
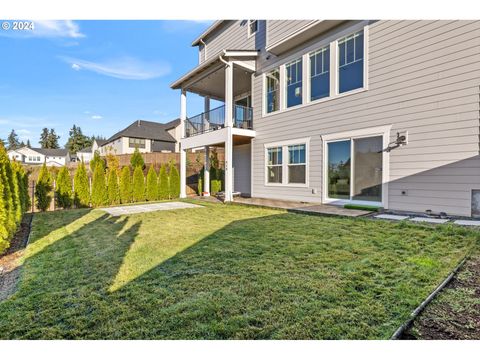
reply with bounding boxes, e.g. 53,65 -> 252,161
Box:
0,143 -> 30,254
35,161 -> 181,211
198,166 -> 224,195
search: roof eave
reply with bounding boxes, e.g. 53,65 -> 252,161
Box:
191,20 -> 224,46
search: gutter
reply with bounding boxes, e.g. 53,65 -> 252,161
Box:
218,51 -> 230,67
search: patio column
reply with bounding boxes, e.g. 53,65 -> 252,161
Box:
224,62 -> 233,128
204,96 -> 210,132
203,146 -> 210,196
180,89 -> 187,199
224,127 -> 233,202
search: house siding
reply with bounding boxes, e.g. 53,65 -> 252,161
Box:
233,143 -> 251,195
266,20 -> 315,49
250,20 -> 480,216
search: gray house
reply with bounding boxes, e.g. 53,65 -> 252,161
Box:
171,20 -> 480,217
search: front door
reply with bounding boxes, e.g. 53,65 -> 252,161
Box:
327,135 -> 383,204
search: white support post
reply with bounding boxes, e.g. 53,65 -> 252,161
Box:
224,62 -> 233,128
180,89 -> 187,198
224,127 -> 233,202
204,96 -> 210,132
203,146 -> 210,196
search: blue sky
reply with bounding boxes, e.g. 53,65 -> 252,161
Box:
0,20 -> 213,147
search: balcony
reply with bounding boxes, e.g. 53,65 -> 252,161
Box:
185,105 -> 253,138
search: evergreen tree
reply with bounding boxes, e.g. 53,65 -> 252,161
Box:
47,129 -> 60,149
132,166 -> 145,202
119,166 -> 132,204
107,168 -> 120,205
158,164 -> 169,200
0,170 -> 8,254
91,163 -> 107,207
12,162 -> 30,213
90,150 -> 105,173
130,147 -> 145,169
169,161 -> 180,199
146,165 -> 158,201
56,166 -> 72,209
65,125 -> 92,153
0,143 -> 14,250
7,129 -> 20,150
35,162 -> 52,211
39,128 -> 50,148
26,139 -> 31,148
74,161 -> 90,207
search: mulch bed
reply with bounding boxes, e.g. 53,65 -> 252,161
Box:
0,213 -> 33,301
404,253 -> 480,339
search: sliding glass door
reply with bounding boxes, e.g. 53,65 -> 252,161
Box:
327,135 -> 383,203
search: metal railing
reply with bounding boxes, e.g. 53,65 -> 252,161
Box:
185,104 -> 253,137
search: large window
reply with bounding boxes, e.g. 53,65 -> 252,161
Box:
129,138 -> 146,149
266,141 -> 308,186
267,147 -> 282,183
288,144 -> 306,184
265,69 -> 280,114
286,58 -> 303,108
338,31 -> 364,93
310,46 -> 330,101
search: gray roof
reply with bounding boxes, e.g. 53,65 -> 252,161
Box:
78,146 -> 92,153
105,119 -> 180,144
94,139 -> 107,146
32,148 -> 69,157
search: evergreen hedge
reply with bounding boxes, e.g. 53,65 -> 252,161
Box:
119,166 -> 132,204
91,163 -> 107,207
74,161 -> 90,207
158,164 -> 169,200
35,162 -> 52,212
169,162 -> 180,199
56,166 -> 72,209
146,165 -> 158,201
107,168 -> 120,205
130,147 -> 145,169
132,166 -> 145,202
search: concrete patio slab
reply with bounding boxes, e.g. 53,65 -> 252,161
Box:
454,220 -> 480,226
375,214 -> 410,221
410,217 -> 449,224
101,202 -> 202,216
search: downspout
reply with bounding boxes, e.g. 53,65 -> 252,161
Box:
199,38 -> 207,62
218,51 -> 229,67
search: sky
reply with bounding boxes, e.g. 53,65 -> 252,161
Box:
0,20 -> 213,147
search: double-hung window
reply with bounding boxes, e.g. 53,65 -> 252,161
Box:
288,144 -> 306,184
266,147 -> 282,183
309,46 -> 330,101
338,31 -> 364,93
129,138 -> 146,149
286,58 -> 303,108
265,69 -> 280,114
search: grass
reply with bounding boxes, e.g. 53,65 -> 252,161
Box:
0,201 -> 478,339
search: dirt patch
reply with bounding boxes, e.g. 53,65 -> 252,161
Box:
405,253 -> 480,339
0,213 -> 33,301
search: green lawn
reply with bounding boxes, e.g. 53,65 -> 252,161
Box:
0,201 -> 478,339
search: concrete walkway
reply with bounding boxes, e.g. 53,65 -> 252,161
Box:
375,213 -> 480,226
100,202 -> 202,216
233,197 -> 370,217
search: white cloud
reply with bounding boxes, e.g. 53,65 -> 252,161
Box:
91,115 -> 102,120
61,56 -> 171,80
0,20 -> 85,39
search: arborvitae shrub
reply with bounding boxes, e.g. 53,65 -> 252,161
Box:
198,167 -> 204,195
90,150 -> 105,173
74,161 -> 90,207
119,166 -> 132,204
107,168 -> 120,205
91,163 -> 107,207
169,162 -> 180,199
211,180 -> 221,195
132,166 -> 145,202
56,166 -> 72,209
12,162 -> 29,214
130,147 -> 145,169
35,163 -> 52,212
157,164 -> 169,200
146,165 -> 158,201
0,146 -> 10,253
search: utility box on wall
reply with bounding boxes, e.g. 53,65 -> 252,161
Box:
472,190 -> 480,218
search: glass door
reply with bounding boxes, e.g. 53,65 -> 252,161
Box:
326,135 -> 383,204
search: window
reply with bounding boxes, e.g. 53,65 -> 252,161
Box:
338,31 -> 364,93
266,147 -> 282,183
288,144 -> 306,184
310,46 -> 330,101
266,140 -> 308,186
286,59 -> 303,108
129,138 -> 146,149
265,69 -> 280,113
248,20 -> 258,37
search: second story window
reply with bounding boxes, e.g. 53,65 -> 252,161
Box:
286,58 -> 303,108
338,31 -> 364,93
310,46 -> 330,101
129,138 -> 146,149
265,69 -> 280,114
248,20 -> 258,37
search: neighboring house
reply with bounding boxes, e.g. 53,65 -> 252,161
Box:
76,146 -> 93,163
98,119 -> 181,155
7,146 -> 71,167
171,20 -> 480,217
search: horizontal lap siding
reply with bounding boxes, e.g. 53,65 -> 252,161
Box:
267,20 -> 315,48
251,20 -> 480,216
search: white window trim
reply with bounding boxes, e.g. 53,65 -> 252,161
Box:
264,137 -> 310,188
261,24 -> 369,118
285,58 -> 304,109
321,125 -> 391,208
247,20 -> 258,38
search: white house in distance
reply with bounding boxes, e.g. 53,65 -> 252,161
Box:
76,138 -> 107,163
8,146 -> 71,167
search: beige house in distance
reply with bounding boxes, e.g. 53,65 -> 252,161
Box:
172,20 -> 480,217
